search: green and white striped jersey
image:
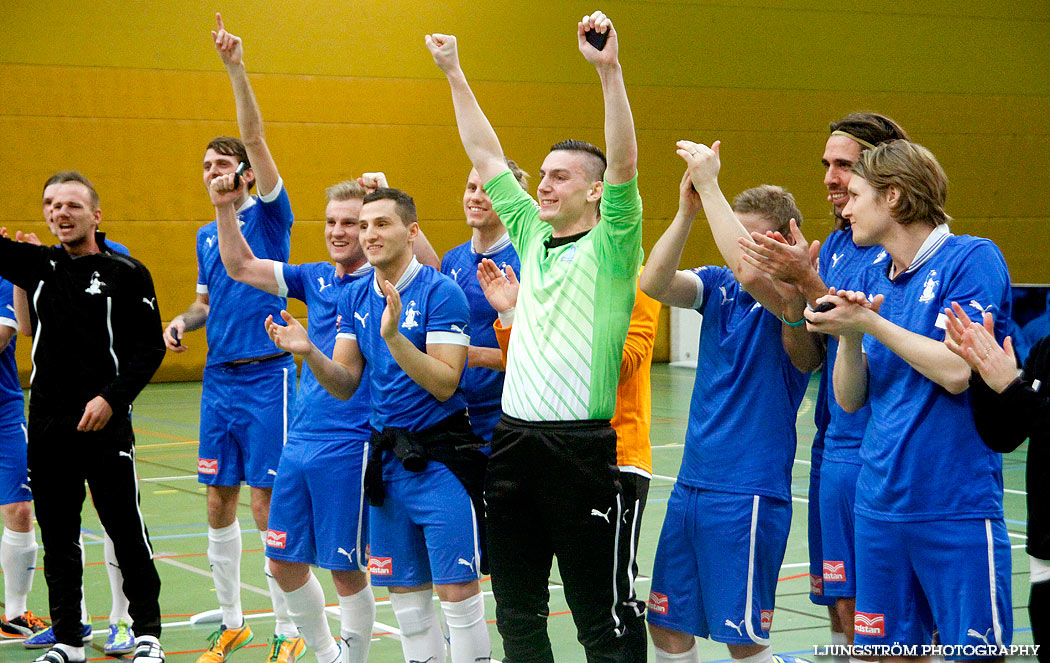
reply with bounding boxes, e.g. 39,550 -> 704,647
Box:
486,169 -> 643,421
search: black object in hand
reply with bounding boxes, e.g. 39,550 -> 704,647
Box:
232,161 -> 247,189
813,301 -> 836,313
585,28 -> 609,51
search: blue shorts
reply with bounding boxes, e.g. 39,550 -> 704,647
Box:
198,359 -> 296,488
818,459 -> 860,599
367,459 -> 480,588
854,514 -> 1012,655
647,485 -> 791,644
0,418 -> 31,505
807,459 -> 835,606
265,436 -> 369,571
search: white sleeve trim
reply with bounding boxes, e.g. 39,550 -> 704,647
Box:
0,316 -> 18,331
934,312 -> 948,330
258,176 -> 285,203
274,263 -> 289,298
684,270 -> 704,309
196,283 -> 209,294
427,331 -> 470,347
336,332 -> 357,341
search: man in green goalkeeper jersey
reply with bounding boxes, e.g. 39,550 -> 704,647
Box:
428,10 -> 645,663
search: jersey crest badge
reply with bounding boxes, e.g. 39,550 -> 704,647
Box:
402,301 -> 420,329
559,245 -> 577,263
84,271 -> 106,295
919,270 -> 939,303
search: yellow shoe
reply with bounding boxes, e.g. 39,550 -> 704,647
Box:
197,623 -> 254,663
267,635 -> 306,663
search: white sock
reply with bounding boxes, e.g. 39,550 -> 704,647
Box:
208,521 -> 243,627
54,643 -> 86,662
78,533 -> 88,623
338,586 -> 375,663
284,574 -> 337,663
831,630 -> 848,663
260,533 -> 296,638
2,527 -> 37,618
733,647 -> 773,663
103,530 -> 131,625
440,594 -> 489,663
654,642 -> 700,663
389,590 -> 446,663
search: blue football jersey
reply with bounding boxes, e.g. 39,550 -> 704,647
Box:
677,266 -> 808,502
440,234 -> 520,441
197,182 -> 294,365
855,227 -> 1010,521
337,259 -> 470,433
277,261 -> 373,443
815,228 -> 879,463
0,279 -> 24,424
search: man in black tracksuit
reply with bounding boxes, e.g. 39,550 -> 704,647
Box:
0,178 -> 166,663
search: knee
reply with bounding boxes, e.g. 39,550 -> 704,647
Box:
206,486 -> 240,527
269,559 -> 310,593
435,580 -> 480,603
331,570 -> 368,596
389,589 -> 436,637
1,501 -> 34,532
648,623 -> 693,654
248,488 -> 271,530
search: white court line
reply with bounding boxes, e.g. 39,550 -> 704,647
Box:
141,474 -> 199,482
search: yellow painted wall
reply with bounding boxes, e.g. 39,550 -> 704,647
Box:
2,1 -> 1047,382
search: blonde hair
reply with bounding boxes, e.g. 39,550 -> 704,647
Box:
325,180 -> 367,202
852,140 -> 949,227
732,185 -> 803,235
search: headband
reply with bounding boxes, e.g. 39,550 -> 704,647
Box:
831,130 -> 876,150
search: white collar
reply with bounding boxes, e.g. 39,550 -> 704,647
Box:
889,224 -> 951,279
235,195 -> 257,215
472,232 -> 512,256
372,257 -> 422,295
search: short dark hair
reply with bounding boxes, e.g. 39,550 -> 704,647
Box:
549,139 -> 607,181
43,171 -> 100,210
732,185 -> 803,235
829,112 -> 910,148
205,136 -> 254,191
363,188 -> 417,226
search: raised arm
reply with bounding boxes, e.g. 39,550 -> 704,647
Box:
210,172 -> 280,294
638,170 -> 703,308
578,11 -> 636,184
267,311 -> 364,400
212,13 -> 280,197
426,34 -> 508,182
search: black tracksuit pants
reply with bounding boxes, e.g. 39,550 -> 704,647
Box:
27,411 -> 161,647
486,415 -> 646,663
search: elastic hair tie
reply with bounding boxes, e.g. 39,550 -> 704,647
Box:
831,130 -> 876,150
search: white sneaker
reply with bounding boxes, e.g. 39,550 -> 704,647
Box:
132,635 -> 165,663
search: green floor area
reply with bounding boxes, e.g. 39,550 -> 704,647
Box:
0,365 -> 1035,662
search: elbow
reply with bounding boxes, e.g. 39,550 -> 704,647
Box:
638,273 -> 665,302
944,374 -> 972,395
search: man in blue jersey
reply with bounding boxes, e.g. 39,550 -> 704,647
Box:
807,140 -> 1012,651
266,188 -> 490,663
0,277 -> 43,642
210,175 -> 379,663
737,113 -> 910,647
162,16 -> 300,662
640,142 -> 820,663
440,161 -> 527,443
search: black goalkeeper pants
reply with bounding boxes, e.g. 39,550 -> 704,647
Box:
27,411 -> 161,647
486,415 -> 646,663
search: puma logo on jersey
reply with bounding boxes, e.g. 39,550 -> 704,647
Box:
336,547 -> 355,561
450,268 -> 461,280
450,324 -> 464,334
142,297 -> 156,310
724,619 -> 745,637
967,628 -> 993,646
118,450 -> 133,460
719,286 -> 730,303
872,249 -> 887,264
205,236 -> 216,248
457,557 -> 476,572
831,252 -> 843,268
267,469 -> 278,476
969,299 -> 993,314
317,277 -> 332,292
4,304 -> 13,313
590,507 -> 611,523
354,312 -> 369,327
84,271 -> 106,295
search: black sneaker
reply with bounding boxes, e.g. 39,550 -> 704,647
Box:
133,636 -> 165,663
0,611 -> 48,638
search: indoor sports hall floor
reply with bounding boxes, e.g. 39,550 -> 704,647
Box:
0,365 -> 1035,662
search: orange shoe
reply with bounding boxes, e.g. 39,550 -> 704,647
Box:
0,611 -> 48,638
196,623 -> 254,663
267,635 -> 306,663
